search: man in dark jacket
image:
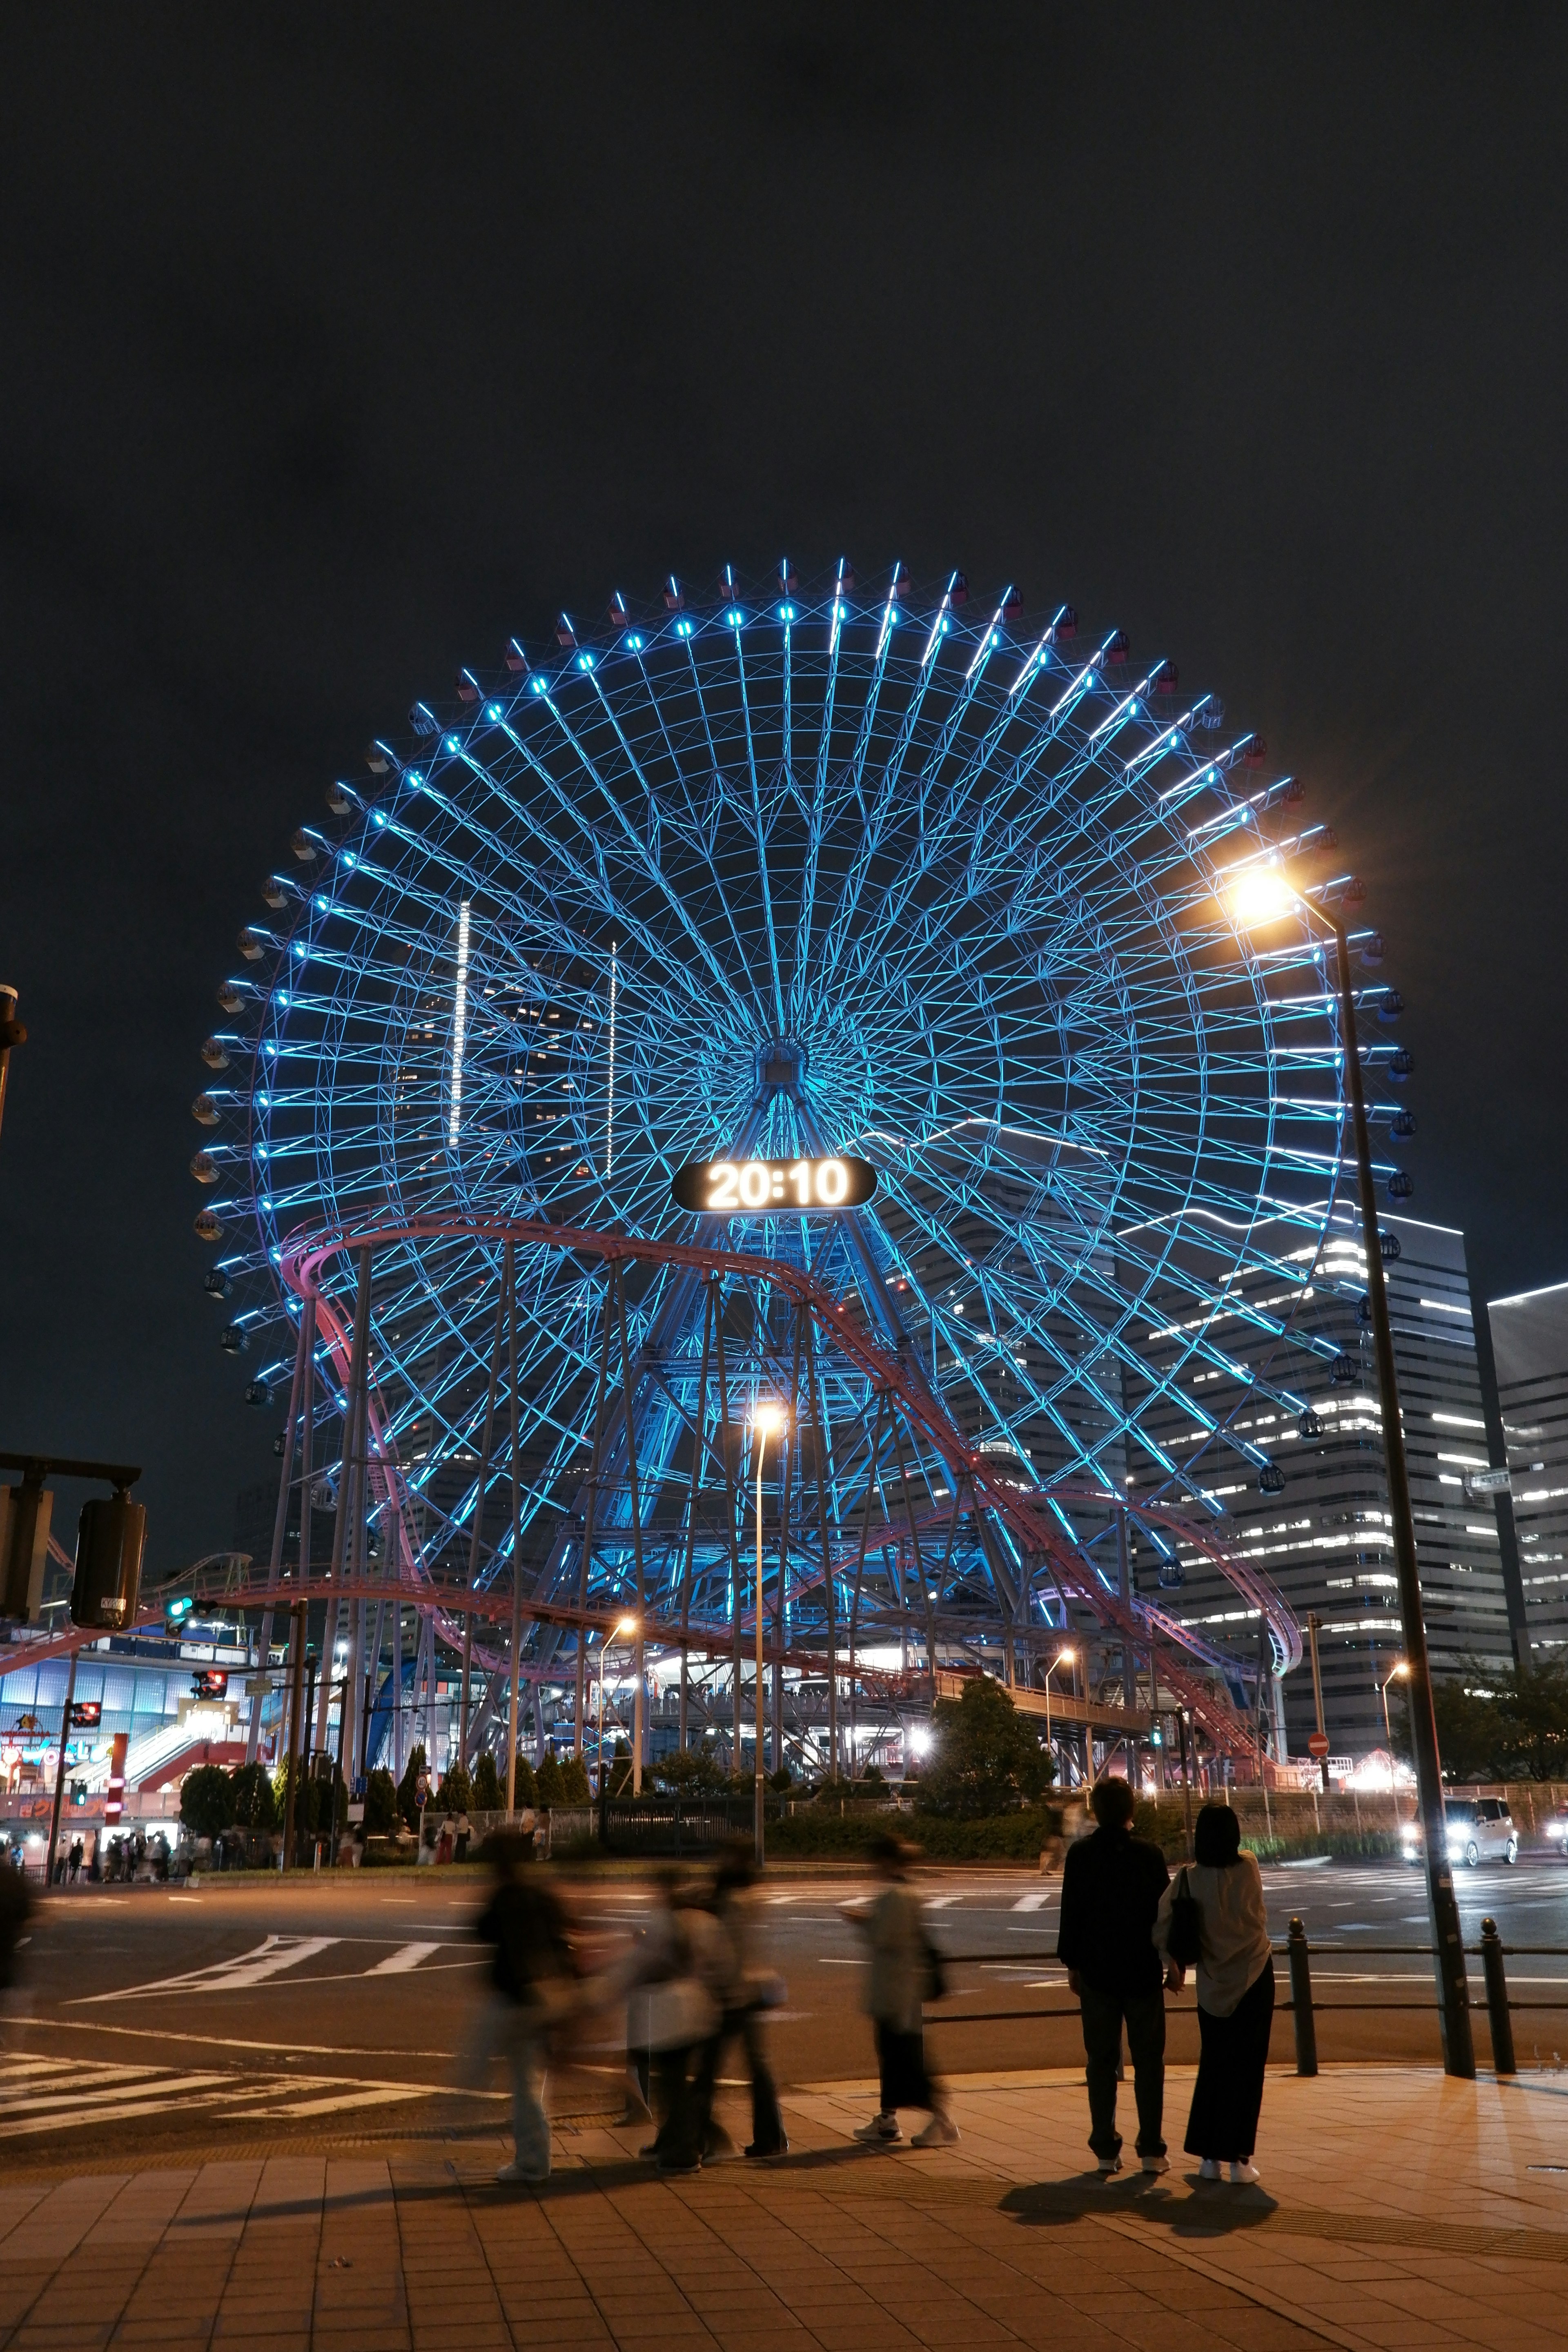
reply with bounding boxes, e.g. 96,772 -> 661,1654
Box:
1056,1775 -> 1173,2175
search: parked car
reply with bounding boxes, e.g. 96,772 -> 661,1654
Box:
1542,1805 -> 1568,1857
1402,1797 -> 1518,1868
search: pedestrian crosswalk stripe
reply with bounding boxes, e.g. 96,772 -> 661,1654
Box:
367,1942 -> 440,1976
1012,1891 -> 1047,1911
0,2054 -> 448,2139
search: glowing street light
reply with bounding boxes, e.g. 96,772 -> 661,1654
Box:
753,1405 -> 786,1864
1043,1646 -> 1075,1758
1231,865 -> 1474,2077
598,1615 -> 638,1798
1381,1659 -> 1411,1833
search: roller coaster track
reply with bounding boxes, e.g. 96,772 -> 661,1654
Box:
272,1215 -> 1297,1767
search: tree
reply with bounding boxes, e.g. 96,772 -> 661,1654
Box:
652,1744 -> 726,1795
1499,1659 -> 1568,1781
363,1766 -> 398,1836
536,1753 -> 567,1806
559,1754 -> 591,1804
272,1754 -> 319,1838
512,1754 -> 539,1808
229,1760 -> 277,1836
396,1743 -> 428,1832
180,1763 -> 234,1840
915,1676 -> 1054,1818
435,1761 -> 472,1813
1431,1671 -> 1506,1784
471,1752 -> 501,1811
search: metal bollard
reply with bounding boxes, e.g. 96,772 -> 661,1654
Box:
1287,1916 -> 1318,2077
1480,1916 -> 1516,2077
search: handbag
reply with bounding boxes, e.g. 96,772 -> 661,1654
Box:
1166,1866 -> 1203,1968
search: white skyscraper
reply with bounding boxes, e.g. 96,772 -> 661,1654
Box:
1484,1281 -> 1568,1656
1135,1206 -> 1512,1757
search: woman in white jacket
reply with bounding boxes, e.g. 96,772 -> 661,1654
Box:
1154,1803 -> 1274,2184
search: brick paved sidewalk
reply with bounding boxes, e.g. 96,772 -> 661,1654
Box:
3,2065 -> 1568,2352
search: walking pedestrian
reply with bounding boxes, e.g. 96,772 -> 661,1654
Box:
1154,1800 -> 1274,2185
470,1831 -> 577,2184
849,1834 -> 959,2147
690,1844 -> 788,2160
629,1877 -> 722,2174
1056,1773 -> 1173,2176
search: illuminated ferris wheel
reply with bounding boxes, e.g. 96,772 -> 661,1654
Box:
190,559 -> 1416,1758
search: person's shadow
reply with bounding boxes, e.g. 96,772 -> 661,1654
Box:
1001,2169 -> 1278,2238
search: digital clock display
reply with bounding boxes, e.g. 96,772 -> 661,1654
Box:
670,1155 -> 878,1214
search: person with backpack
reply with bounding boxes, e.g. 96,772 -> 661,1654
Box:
1055,1774 -> 1174,2176
1155,1801 -> 1274,2185
471,1833 -> 577,2183
849,1834 -> 959,2147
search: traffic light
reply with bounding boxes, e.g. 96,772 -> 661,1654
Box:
71,1492 -> 145,1631
0,1477 -> 51,1622
190,1670 -> 228,1702
67,1701 -> 101,1728
166,1594 -> 194,1625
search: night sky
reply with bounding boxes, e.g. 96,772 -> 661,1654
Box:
3,6 -> 1564,1576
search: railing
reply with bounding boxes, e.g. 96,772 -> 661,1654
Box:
922,1918 -> 1561,2078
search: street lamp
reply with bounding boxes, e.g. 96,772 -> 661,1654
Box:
598,1616 -> 637,1797
1231,862 -> 1474,2076
1043,1646 -> 1074,1775
753,1403 -> 786,1865
1381,1660 -> 1411,1834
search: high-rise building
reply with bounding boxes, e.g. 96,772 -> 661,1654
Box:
1483,1280 -> 1568,1657
1136,1205 -> 1512,1757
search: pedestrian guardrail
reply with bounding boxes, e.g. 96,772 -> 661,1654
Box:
922,1918 -> 1560,2077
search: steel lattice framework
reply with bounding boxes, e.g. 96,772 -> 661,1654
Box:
191,560 -> 1417,1766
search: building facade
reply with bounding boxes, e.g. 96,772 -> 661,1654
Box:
1484,1280 -> 1568,1657
1136,1206 -> 1512,1758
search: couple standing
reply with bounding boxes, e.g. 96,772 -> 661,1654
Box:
1056,1777 -> 1274,2184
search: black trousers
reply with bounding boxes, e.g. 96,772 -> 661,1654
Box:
875,2020 -> 935,2116
692,2007 -> 787,2155
1185,1964 -> 1275,2162
1078,1980 -> 1167,2162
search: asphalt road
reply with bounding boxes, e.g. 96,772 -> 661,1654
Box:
6,1851 -> 1568,2161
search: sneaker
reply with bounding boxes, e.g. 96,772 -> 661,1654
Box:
1227,2162 -> 1261,2185
1198,2158 -> 1221,2181
853,2116 -> 902,2144
496,2162 -> 548,2185
1096,2154 -> 1123,2176
744,2138 -> 788,2159
911,2114 -> 960,2148
1139,2154 -> 1169,2175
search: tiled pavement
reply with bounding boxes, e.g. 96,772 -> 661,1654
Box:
4,2065 -> 1568,2350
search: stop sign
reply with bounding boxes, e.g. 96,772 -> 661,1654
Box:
1307,1732 -> 1330,1758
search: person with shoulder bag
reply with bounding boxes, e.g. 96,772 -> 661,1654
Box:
1154,1801 -> 1274,2185
1056,1775 -> 1174,2176
848,1835 -> 959,2148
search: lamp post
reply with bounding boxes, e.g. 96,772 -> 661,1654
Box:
1381,1659 -> 1410,1835
1231,866 -> 1474,2077
753,1405 -> 785,1865
598,1617 -> 637,1796
1043,1646 -> 1074,1784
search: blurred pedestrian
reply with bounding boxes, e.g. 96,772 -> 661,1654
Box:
691,1844 -> 788,2160
470,1831 -> 577,2183
1056,1774 -> 1172,2176
1155,1801 -> 1274,2185
849,1835 -> 958,2147
629,1876 -> 722,2174
0,1855 -> 30,2034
